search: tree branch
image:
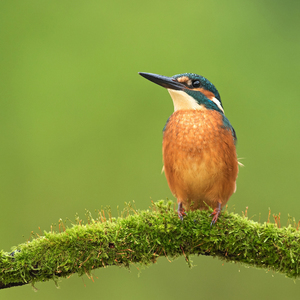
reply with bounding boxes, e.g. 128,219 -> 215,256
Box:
1,200 -> 300,289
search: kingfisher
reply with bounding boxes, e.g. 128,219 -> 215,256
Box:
139,72 -> 239,224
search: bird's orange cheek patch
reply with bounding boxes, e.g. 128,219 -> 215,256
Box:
193,88 -> 215,100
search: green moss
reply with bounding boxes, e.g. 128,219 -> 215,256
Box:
1,200 -> 300,289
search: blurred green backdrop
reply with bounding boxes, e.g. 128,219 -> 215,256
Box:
1,0 -> 300,299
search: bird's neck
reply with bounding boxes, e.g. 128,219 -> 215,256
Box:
185,89 -> 224,114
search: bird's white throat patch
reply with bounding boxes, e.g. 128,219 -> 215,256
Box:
211,97 -> 224,114
168,89 -> 203,111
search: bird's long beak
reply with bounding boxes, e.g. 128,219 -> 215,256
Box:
139,72 -> 185,91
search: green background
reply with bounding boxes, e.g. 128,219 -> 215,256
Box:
1,1 -> 300,299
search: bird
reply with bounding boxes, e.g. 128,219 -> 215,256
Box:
139,72 -> 240,224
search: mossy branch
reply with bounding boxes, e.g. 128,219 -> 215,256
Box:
1,200 -> 300,290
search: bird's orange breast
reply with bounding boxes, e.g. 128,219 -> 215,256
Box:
163,109 -> 238,211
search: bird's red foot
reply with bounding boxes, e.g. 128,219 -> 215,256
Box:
177,202 -> 187,221
210,203 -> 222,226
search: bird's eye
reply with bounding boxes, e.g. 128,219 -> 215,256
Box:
192,80 -> 200,88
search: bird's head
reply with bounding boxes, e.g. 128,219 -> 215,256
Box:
139,72 -> 224,114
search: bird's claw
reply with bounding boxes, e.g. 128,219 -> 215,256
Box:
177,203 -> 187,221
178,210 -> 187,221
210,214 -> 219,227
210,204 -> 221,226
